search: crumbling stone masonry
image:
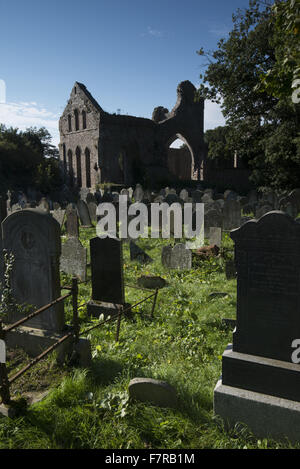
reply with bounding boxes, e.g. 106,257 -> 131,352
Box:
58,81 -> 204,188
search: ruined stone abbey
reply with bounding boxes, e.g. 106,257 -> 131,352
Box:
58,81 -> 205,188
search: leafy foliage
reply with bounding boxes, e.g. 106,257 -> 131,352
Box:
197,0 -> 300,191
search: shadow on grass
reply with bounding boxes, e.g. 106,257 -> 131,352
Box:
89,357 -> 124,386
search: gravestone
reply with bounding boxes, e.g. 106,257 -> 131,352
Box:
60,237 -> 87,282
38,197 -> 50,213
255,204 -> 273,219
137,276 -> 167,290
65,207 -> 79,238
86,192 -> 96,204
161,244 -> 192,270
133,184 -> 144,202
129,241 -> 153,264
87,237 -> 127,317
77,200 -> 92,227
209,227 -> 222,247
223,200 -> 241,230
191,190 -> 203,203
129,378 -> 177,408
204,210 -> 222,238
51,209 -> 65,227
179,189 -> 189,202
2,209 -> 64,332
0,196 -> 7,224
214,211 -> 300,442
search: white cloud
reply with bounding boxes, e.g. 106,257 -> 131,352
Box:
0,101 -> 60,146
204,99 -> 226,131
141,26 -> 164,38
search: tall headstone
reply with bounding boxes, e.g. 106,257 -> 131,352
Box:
2,209 -> 64,331
66,207 -> 79,238
214,212 -> 300,442
205,209 -> 222,238
90,237 -> 124,305
87,201 -> 97,223
51,208 -> 66,227
223,200 -> 241,230
133,184 -> 144,203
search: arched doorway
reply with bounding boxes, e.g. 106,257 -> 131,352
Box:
166,134 -> 195,181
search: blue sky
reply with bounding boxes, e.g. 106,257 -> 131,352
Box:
0,0 -> 249,146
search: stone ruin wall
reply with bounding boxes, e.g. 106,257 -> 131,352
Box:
59,81 -> 205,188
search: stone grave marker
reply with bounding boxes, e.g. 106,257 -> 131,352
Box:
0,196 -> 7,224
223,200 -> 241,230
161,243 -> 192,270
87,237 -> 126,317
129,241 -> 153,264
214,211 -> 300,442
209,227 -> 222,247
51,208 -> 66,227
179,189 -> 189,202
77,200 -> 92,227
60,237 -> 87,282
129,378 -> 177,408
204,209 -> 222,238
65,207 -> 79,238
133,184 -> 144,202
87,201 -> 97,223
2,209 -> 64,331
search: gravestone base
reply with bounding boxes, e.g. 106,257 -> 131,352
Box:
222,345 -> 300,402
214,378 -> 300,444
87,300 -> 132,319
6,326 -> 91,367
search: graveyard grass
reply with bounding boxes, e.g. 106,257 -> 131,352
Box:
0,226 -> 298,449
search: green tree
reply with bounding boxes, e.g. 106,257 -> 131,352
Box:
0,125 -> 62,194
204,126 -> 233,161
197,0 -> 300,191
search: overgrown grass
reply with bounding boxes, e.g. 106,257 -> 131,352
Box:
0,228 -> 297,449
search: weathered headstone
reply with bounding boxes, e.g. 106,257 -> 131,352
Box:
129,241 -> 153,264
179,189 -> 189,202
161,244 -> 192,270
214,211 -> 300,442
2,209 -> 64,331
137,276 -> 167,290
133,184 -> 144,203
87,202 -> 97,223
209,227 -> 222,247
223,200 -> 241,230
65,207 -> 79,238
88,236 -> 124,309
129,378 -> 177,408
38,197 -> 50,213
77,200 -> 92,227
205,209 -> 222,238
255,204 -> 273,219
60,237 -> 87,282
